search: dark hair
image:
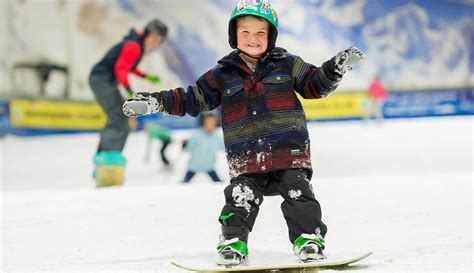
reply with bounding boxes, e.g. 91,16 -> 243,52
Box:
144,19 -> 168,39
199,112 -> 220,127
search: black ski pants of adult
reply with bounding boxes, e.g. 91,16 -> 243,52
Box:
89,74 -> 130,152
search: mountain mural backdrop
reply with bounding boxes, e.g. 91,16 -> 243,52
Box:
1,0 -> 472,100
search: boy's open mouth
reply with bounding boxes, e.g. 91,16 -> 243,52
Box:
247,44 -> 261,48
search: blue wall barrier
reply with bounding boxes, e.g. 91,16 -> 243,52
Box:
0,101 -> 9,136
136,113 -> 198,131
384,87 -> 473,118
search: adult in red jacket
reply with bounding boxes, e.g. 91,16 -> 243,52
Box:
364,74 -> 389,122
89,19 -> 167,186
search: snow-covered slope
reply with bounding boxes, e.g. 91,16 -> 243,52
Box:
1,116 -> 472,272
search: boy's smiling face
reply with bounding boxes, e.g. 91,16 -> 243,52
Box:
236,15 -> 269,59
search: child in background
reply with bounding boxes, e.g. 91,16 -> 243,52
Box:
182,112 -> 225,183
123,0 -> 365,266
144,121 -> 172,167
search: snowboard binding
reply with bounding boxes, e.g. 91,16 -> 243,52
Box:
293,229 -> 326,262
217,236 -> 248,267
216,225 -> 249,267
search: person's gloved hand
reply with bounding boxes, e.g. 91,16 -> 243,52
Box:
123,92 -> 166,117
145,74 -> 161,84
331,47 -> 366,75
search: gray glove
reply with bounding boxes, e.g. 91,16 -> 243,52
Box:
123,92 -> 165,117
332,46 -> 366,75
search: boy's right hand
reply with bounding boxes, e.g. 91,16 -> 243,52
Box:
123,92 -> 165,117
332,47 -> 366,75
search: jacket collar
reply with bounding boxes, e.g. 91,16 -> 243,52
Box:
218,50 -> 253,74
124,29 -> 144,47
218,47 -> 288,76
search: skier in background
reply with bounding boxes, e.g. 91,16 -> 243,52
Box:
89,19 -> 168,187
144,121 -> 172,167
181,112 -> 225,183
363,74 -> 388,123
122,0 -> 365,266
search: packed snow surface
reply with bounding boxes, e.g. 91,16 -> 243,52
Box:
1,116 -> 472,272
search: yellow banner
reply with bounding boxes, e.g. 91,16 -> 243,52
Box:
300,92 -> 366,119
10,99 -> 106,130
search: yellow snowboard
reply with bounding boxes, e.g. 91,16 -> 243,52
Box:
171,251 -> 373,272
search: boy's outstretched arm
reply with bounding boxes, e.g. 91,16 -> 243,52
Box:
290,46 -> 365,99
123,70 -> 222,117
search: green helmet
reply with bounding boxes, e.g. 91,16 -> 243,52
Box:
228,0 -> 279,52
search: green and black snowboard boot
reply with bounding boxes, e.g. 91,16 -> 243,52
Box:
217,236 -> 248,266
293,229 -> 326,262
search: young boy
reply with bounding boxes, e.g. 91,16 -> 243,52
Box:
123,0 -> 365,265
182,112 -> 224,183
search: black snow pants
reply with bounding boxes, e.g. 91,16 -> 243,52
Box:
219,168 -> 327,245
89,74 -> 130,152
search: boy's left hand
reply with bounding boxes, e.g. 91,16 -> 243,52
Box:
333,47 -> 366,75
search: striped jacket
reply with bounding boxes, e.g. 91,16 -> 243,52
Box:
162,47 -> 342,178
